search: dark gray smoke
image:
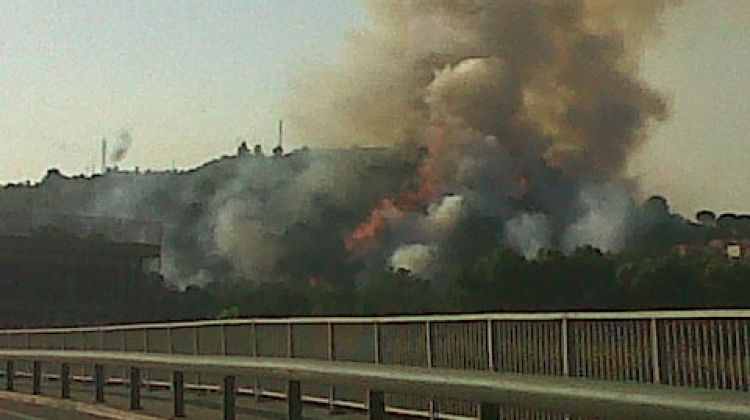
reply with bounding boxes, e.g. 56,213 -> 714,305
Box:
288,0 -> 673,277
1,1 -> 675,286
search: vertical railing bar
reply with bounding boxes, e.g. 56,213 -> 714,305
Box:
167,327 -> 174,354
614,322 -> 622,381
531,321 -> 547,374
702,321 -> 710,388
374,322 -> 380,365
527,322 -> 534,375
622,322 -> 630,381
688,321 -> 697,388
630,319 -> 643,383
650,318 -> 661,384
575,321 -> 582,377
583,321 -> 590,378
727,320 -> 737,390
513,322 -> 521,374
719,320 -> 727,389
520,322 -> 527,374
638,321 -> 653,383
710,321 -> 719,389
688,320 -> 703,386
734,319 -> 742,391
678,321 -> 687,386
596,321 -> 605,379
674,319 -> 682,386
425,320 -> 435,419
286,323 -> 293,358
221,324 -> 228,356
695,321 -> 704,388
636,321 -> 645,382
604,322 -> 611,381
744,321 -> 750,391
498,321 -> 506,372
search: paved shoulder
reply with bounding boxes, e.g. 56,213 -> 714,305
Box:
0,399 -> 105,419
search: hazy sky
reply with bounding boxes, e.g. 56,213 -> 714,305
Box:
0,1 -> 748,217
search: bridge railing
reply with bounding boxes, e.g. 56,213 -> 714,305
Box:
0,310 -> 749,418
1,349 -> 750,420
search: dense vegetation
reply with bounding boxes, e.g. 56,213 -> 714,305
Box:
175,198 -> 750,319
181,245 -> 750,320
5,196 -> 750,327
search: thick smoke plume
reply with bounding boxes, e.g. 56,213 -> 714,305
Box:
10,1 -> 675,288
288,0 -> 672,277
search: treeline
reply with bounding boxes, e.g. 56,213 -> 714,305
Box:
178,246 -> 750,320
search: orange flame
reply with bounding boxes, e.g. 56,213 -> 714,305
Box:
345,198 -> 398,252
344,125 -> 446,254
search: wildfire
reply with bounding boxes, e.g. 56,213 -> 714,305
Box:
344,198 -> 399,252
344,125 -> 446,254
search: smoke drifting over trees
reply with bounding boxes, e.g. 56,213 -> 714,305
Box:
1,1 -> 685,292
289,0 -> 672,278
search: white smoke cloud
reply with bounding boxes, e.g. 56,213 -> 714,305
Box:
563,184 -> 635,253
389,243 -> 438,278
504,213 -> 552,259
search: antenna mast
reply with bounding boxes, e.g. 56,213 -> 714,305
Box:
278,119 -> 284,149
101,138 -> 107,173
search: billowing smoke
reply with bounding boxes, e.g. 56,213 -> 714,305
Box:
11,1 -> 676,288
110,130 -> 133,163
288,0 -> 672,275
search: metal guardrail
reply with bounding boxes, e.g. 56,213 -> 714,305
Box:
1,310 -> 749,418
1,349 -> 750,420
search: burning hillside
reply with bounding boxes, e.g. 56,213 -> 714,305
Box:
290,0 -> 672,277
1,1 -> 682,288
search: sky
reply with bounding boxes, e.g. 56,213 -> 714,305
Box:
0,0 -> 748,218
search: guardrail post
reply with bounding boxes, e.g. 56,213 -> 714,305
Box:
130,367 -> 142,410
368,390 -> 385,420
252,321 -> 262,401
479,402 -> 499,420
5,361 -> 13,391
327,322 -> 335,411
288,380 -> 302,420
650,318 -> 661,384
94,364 -> 105,403
61,363 -> 71,399
223,375 -> 236,420
173,371 -> 185,417
32,361 -> 41,395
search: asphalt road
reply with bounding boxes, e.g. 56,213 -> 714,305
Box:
0,399 -> 105,419
1,375 -> 369,419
